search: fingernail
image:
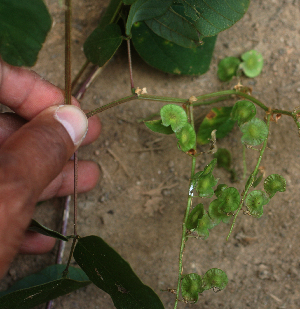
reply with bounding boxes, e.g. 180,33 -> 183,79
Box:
54,105 -> 88,146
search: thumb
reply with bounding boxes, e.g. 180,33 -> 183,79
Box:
0,105 -> 88,279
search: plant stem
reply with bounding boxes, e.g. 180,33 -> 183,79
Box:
85,94 -> 138,118
127,39 -> 134,90
227,114 -> 271,240
71,59 -> 90,91
174,156 -> 196,309
65,0 -> 72,105
242,144 -> 247,179
174,104 -> 197,309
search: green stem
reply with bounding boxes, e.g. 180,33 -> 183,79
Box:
139,94 -> 188,104
174,156 -> 196,309
242,144 -> 247,179
174,105 -> 197,309
85,94 -> 138,118
227,114 -> 271,240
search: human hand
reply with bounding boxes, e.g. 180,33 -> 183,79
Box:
0,59 -> 101,279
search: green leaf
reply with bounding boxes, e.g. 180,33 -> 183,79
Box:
186,204 -> 204,230
84,23 -> 123,67
217,57 -> 241,81
73,236 -> 164,309
126,0 -> 172,36
202,158 -> 217,176
252,173 -> 263,188
145,4 -> 201,48
197,107 -> 235,145
0,265 -> 90,308
181,273 -> 203,302
208,199 -> 231,225
176,123 -> 196,152
160,104 -> 187,132
0,0 -> 52,66
28,219 -> 69,242
240,117 -> 268,146
132,21 -> 217,75
264,174 -> 286,198
98,0 -> 123,28
245,190 -> 269,218
123,0 -> 138,4
146,0 -> 249,47
144,119 -> 174,134
231,100 -> 256,126
218,187 -> 240,213
202,268 -> 228,291
214,148 -> 231,170
240,50 -> 264,78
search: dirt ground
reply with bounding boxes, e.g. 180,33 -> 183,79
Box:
1,0 -> 300,308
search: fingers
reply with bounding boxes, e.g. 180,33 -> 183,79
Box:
0,105 -> 88,279
0,59 -> 78,119
0,112 -> 101,146
39,160 -> 100,200
18,231 -> 56,255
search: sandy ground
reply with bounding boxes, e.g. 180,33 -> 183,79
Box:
1,1 -> 300,308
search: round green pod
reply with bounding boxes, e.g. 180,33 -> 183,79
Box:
264,174 -> 286,198
231,100 -> 256,126
181,273 -> 203,302
160,104 -> 187,132
209,199 -> 231,225
218,187 -> 240,213
186,204 -> 204,230
240,117 -> 268,146
240,50 -> 263,78
245,190 -> 269,218
196,173 -> 218,198
217,57 -> 241,81
176,123 -> 196,152
202,268 -> 228,291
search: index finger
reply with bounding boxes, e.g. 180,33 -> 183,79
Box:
0,59 -> 78,120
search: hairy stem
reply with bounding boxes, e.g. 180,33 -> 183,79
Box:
174,103 -> 197,308
85,94 -> 138,118
64,0 -> 72,105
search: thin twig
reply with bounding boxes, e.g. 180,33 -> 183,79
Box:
127,39 -> 134,90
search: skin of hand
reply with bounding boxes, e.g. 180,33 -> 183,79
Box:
0,59 -> 101,279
